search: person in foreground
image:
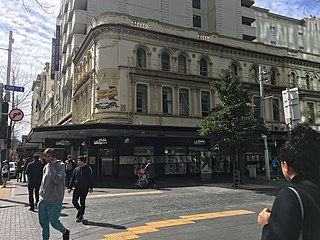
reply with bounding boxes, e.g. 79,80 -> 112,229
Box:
68,155 -> 94,223
258,124 -> 320,240
38,148 -> 70,240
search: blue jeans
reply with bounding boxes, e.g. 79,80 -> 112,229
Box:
38,201 -> 67,240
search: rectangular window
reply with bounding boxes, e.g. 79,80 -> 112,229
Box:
270,25 -> 276,35
136,84 -> 147,113
298,32 -> 304,45
201,91 -> 210,117
192,0 -> 201,9
253,97 -> 261,118
272,99 -> 280,122
162,87 -> 173,114
193,15 -> 201,28
179,88 -> 189,116
307,102 -> 315,124
271,40 -> 276,45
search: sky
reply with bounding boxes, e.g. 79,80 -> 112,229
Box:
0,0 -> 319,138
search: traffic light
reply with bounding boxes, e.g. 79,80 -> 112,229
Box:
1,102 -> 9,122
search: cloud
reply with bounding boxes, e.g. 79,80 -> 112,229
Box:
254,0 -> 320,19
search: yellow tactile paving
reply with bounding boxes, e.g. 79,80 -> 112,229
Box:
0,186 -> 12,198
146,219 -> 195,228
102,209 -> 255,240
64,190 -> 163,200
127,226 -> 158,234
179,209 -> 255,221
104,231 -> 140,240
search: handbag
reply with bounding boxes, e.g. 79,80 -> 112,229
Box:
288,187 -> 304,240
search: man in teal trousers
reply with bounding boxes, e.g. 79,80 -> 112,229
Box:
38,148 -> 70,240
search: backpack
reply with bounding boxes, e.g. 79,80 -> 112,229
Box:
66,160 -> 74,171
271,159 -> 277,168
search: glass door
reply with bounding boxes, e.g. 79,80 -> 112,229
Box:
98,148 -> 114,177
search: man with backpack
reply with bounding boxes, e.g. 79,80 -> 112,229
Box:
65,155 -> 76,186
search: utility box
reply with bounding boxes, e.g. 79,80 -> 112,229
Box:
247,165 -> 257,179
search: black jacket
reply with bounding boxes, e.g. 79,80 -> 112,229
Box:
261,176 -> 320,240
69,165 -> 94,192
25,160 -> 45,187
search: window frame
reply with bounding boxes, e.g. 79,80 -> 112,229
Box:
200,58 -> 208,76
193,15 -> 201,28
161,52 -> 171,71
179,88 -> 189,116
136,48 -> 147,68
201,91 -> 210,117
192,0 -> 201,9
178,55 -> 187,74
162,87 -> 173,115
136,84 -> 148,113
272,98 -> 280,122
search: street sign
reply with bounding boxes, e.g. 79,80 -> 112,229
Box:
4,85 -> 24,92
8,108 -> 24,122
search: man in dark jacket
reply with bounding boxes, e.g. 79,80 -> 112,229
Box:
25,154 -> 45,211
258,125 -> 320,240
68,156 -> 94,222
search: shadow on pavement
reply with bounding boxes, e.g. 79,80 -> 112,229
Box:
0,198 -> 29,206
82,220 -> 126,229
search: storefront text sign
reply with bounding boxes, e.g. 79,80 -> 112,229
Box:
93,138 -> 108,145
55,140 -> 70,146
194,139 -> 206,145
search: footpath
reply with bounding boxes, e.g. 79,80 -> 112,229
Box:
0,175 -> 289,240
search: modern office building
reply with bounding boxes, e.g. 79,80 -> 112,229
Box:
26,0 -> 320,180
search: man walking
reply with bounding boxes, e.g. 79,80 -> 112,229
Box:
38,148 -> 70,240
68,156 -> 94,223
16,157 -> 24,182
25,154 -> 44,211
65,155 -> 76,186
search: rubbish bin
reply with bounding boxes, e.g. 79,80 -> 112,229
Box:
247,165 -> 257,179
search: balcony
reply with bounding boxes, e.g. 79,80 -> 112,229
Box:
241,0 -> 254,7
71,10 -> 87,34
242,24 -> 256,41
242,6 -> 255,25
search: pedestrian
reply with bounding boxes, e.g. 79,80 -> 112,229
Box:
68,155 -> 94,223
25,154 -> 45,211
258,124 -> 320,240
22,157 -> 30,183
16,157 -> 24,182
65,155 -> 76,187
1,160 -> 9,188
271,156 -> 279,180
38,148 -> 70,240
144,160 -> 156,188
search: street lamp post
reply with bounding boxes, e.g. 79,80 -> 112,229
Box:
259,66 -> 271,181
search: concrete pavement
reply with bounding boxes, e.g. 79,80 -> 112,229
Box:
0,175 -> 290,240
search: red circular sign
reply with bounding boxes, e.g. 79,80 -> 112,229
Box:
9,108 -> 24,122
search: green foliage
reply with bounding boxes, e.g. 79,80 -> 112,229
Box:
199,69 -> 267,150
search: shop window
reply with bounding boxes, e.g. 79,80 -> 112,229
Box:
162,87 -> 173,114
136,48 -> 147,68
178,55 -> 187,73
200,58 -> 208,76
134,146 -> 154,175
165,146 -> 187,175
136,84 -> 147,113
161,52 -> 170,71
179,88 -> 189,116
201,91 -> 210,117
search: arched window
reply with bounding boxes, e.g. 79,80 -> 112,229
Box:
200,58 -> 208,76
178,55 -> 187,73
270,69 -> 277,85
290,72 -> 297,88
161,52 -> 170,71
136,48 -> 147,68
231,63 -> 238,77
305,75 -> 312,90
252,66 -> 259,83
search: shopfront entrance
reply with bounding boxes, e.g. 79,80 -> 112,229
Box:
98,148 -> 115,177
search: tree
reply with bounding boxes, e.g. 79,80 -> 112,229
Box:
199,69 -> 267,182
22,0 -> 56,14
